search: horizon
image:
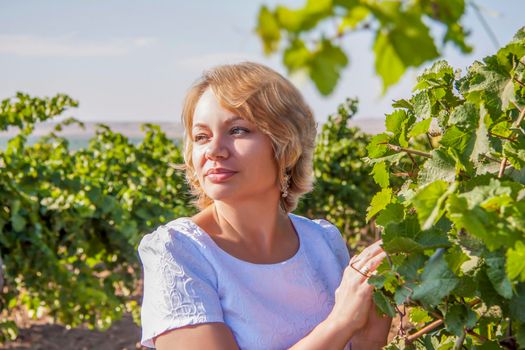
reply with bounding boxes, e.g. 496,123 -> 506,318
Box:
2,0 -> 524,125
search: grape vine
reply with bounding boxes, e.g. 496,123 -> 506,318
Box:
366,27 -> 525,349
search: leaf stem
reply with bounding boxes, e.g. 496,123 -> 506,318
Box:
467,330 -> 489,343
513,77 -> 525,88
425,133 -> 434,150
489,131 -> 516,142
385,143 -> 432,158
498,106 -> 525,178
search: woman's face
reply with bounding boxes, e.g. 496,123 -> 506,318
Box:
191,88 -> 280,204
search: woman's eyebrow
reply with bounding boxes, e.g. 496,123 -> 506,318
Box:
192,116 -> 245,129
225,116 -> 244,123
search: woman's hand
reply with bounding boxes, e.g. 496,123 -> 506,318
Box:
326,240 -> 387,339
350,300 -> 392,349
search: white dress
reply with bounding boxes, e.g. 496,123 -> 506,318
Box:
138,213 -> 352,349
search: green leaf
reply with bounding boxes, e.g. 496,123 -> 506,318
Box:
418,149 -> 457,186
376,203 -> 404,227
445,245 -> 470,275
283,39 -> 310,71
507,241 -> 525,281
366,187 -> 392,221
385,110 -> 407,134
397,252 -> 426,281
409,307 -> 432,324
444,304 -> 477,336
517,321 -> 525,350
412,249 -> 459,306
367,133 -> 390,159
381,216 -> 449,254
309,40 -> 349,95
275,0 -> 332,33
371,161 -> 389,188
256,6 -> 281,54
373,290 -> 396,317
484,251 -> 513,299
411,180 -> 456,230
503,133 -> 525,170
374,29 -> 405,91
408,118 -> 432,138
339,5 -> 369,31
466,104 -> 490,167
510,284 -> 525,323
447,102 -> 478,130
413,91 -> 431,120
372,7 -> 439,92
440,126 -> 470,152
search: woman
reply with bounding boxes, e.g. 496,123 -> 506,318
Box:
138,62 -> 391,349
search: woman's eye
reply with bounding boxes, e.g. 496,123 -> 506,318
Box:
193,134 -> 209,142
231,127 -> 249,135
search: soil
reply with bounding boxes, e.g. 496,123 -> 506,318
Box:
0,313 -> 147,350
2,313 -> 401,350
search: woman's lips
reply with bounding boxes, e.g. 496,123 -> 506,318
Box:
205,171 -> 237,183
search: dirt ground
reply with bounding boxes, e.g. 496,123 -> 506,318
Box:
2,315 -> 401,350
1,284 -> 401,350
1,312 -> 147,350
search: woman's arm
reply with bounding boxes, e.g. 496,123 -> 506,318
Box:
154,322 -> 240,350
289,240 -> 389,350
153,240 -> 388,350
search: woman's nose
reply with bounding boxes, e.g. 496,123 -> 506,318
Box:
205,136 -> 229,160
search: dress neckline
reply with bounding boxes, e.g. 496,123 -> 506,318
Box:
178,213 -> 304,268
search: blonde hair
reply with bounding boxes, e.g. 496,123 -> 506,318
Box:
181,62 -> 317,213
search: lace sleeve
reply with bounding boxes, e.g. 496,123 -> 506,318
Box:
312,219 -> 351,269
138,225 -> 224,348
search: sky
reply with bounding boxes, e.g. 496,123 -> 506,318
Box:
1,0 -> 524,125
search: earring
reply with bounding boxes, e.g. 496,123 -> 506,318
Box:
281,173 -> 290,198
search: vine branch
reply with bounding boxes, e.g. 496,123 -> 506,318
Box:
384,143 -> 432,158
405,300 -> 482,344
513,77 -> 525,88
498,105 -> 525,178
406,319 -> 444,343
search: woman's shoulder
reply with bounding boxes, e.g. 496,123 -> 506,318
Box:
289,213 -> 342,238
290,213 -> 349,265
138,217 -> 209,258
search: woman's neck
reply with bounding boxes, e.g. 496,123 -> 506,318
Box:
217,200 -> 289,247
192,195 -> 300,264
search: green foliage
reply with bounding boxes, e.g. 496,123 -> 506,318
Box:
0,93 -> 194,336
1,93 -> 380,340
296,98 -> 378,247
366,27 -> 525,348
255,0 -> 471,94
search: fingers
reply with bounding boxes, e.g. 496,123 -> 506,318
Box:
350,240 -> 383,264
348,241 -> 387,282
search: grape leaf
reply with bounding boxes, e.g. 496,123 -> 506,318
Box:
484,251 -> 513,299
418,149 -> 457,186
408,118 -> 431,138
503,133 -> 525,170
412,249 -> 459,306
375,203 -> 404,227
309,40 -> 349,95
411,180 -> 457,230
507,241 -> 525,281
444,304 -> 477,336
256,6 -> 281,54
510,284 -> 525,323
366,187 -> 392,221
371,161 -> 389,188
373,290 -> 396,317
